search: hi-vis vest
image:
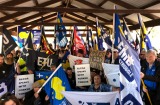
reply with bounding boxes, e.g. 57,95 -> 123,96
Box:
17,58 -> 27,72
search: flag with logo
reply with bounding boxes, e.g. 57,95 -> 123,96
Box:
115,13 -> 143,105
35,71 -> 52,80
62,91 -> 120,105
102,63 -> 120,87
44,65 -> 71,105
138,13 -> 152,50
56,13 -> 68,47
68,55 -> 89,69
2,27 -> 17,55
122,18 -> 134,43
36,52 -> 59,70
22,32 -> 36,71
17,26 -> 41,46
122,18 -> 136,49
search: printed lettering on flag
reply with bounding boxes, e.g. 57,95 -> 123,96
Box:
115,14 -> 143,105
62,91 -> 120,105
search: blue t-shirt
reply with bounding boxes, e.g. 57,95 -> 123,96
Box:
144,63 -> 157,90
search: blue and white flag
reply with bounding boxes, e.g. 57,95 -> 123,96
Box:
62,91 -> 120,105
115,13 -> 143,105
68,55 -> 89,69
35,71 -> 52,80
102,63 -> 120,87
56,13 -> 68,47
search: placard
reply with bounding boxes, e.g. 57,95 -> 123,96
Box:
15,74 -> 34,99
75,64 -> 91,86
89,50 -> 106,70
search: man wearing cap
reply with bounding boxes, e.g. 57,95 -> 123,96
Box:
113,49 -> 119,64
23,81 -> 49,105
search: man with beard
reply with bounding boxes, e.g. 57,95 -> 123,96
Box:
0,54 -> 12,80
4,53 -> 14,65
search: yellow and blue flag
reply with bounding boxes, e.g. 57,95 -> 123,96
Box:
137,13 -> 152,50
96,17 -> 104,50
115,13 -> 143,105
56,13 -> 68,47
35,71 -> 52,80
44,65 -> 71,105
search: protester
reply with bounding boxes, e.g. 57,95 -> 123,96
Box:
0,54 -> 15,80
140,49 -> 147,66
105,49 -> 112,64
4,53 -> 14,65
140,49 -> 160,105
0,92 -> 22,105
50,63 -> 57,71
90,68 -> 99,84
77,49 -> 84,57
14,50 -> 21,63
88,74 -> 112,92
23,81 -> 49,105
113,49 -> 119,64
16,58 -> 33,75
65,67 -> 76,90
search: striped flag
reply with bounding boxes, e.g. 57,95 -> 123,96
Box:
115,13 -> 143,105
138,13 -> 152,50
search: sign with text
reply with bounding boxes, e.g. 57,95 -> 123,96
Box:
89,50 -> 106,70
17,26 -> 41,44
37,52 -> 59,70
15,74 -> 34,99
75,64 -> 91,86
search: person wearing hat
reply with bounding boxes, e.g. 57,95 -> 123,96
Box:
113,49 -> 119,64
23,81 -> 49,105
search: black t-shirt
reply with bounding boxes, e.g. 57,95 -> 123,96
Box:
66,72 -> 76,89
0,63 -> 13,80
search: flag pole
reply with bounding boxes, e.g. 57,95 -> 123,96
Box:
111,5 -> 115,64
141,79 -> 153,105
37,64 -> 62,94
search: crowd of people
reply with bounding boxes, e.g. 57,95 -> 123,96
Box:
0,44 -> 160,105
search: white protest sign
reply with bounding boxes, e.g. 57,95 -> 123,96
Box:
102,63 -> 120,87
15,74 -> 34,99
75,64 -> 91,86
